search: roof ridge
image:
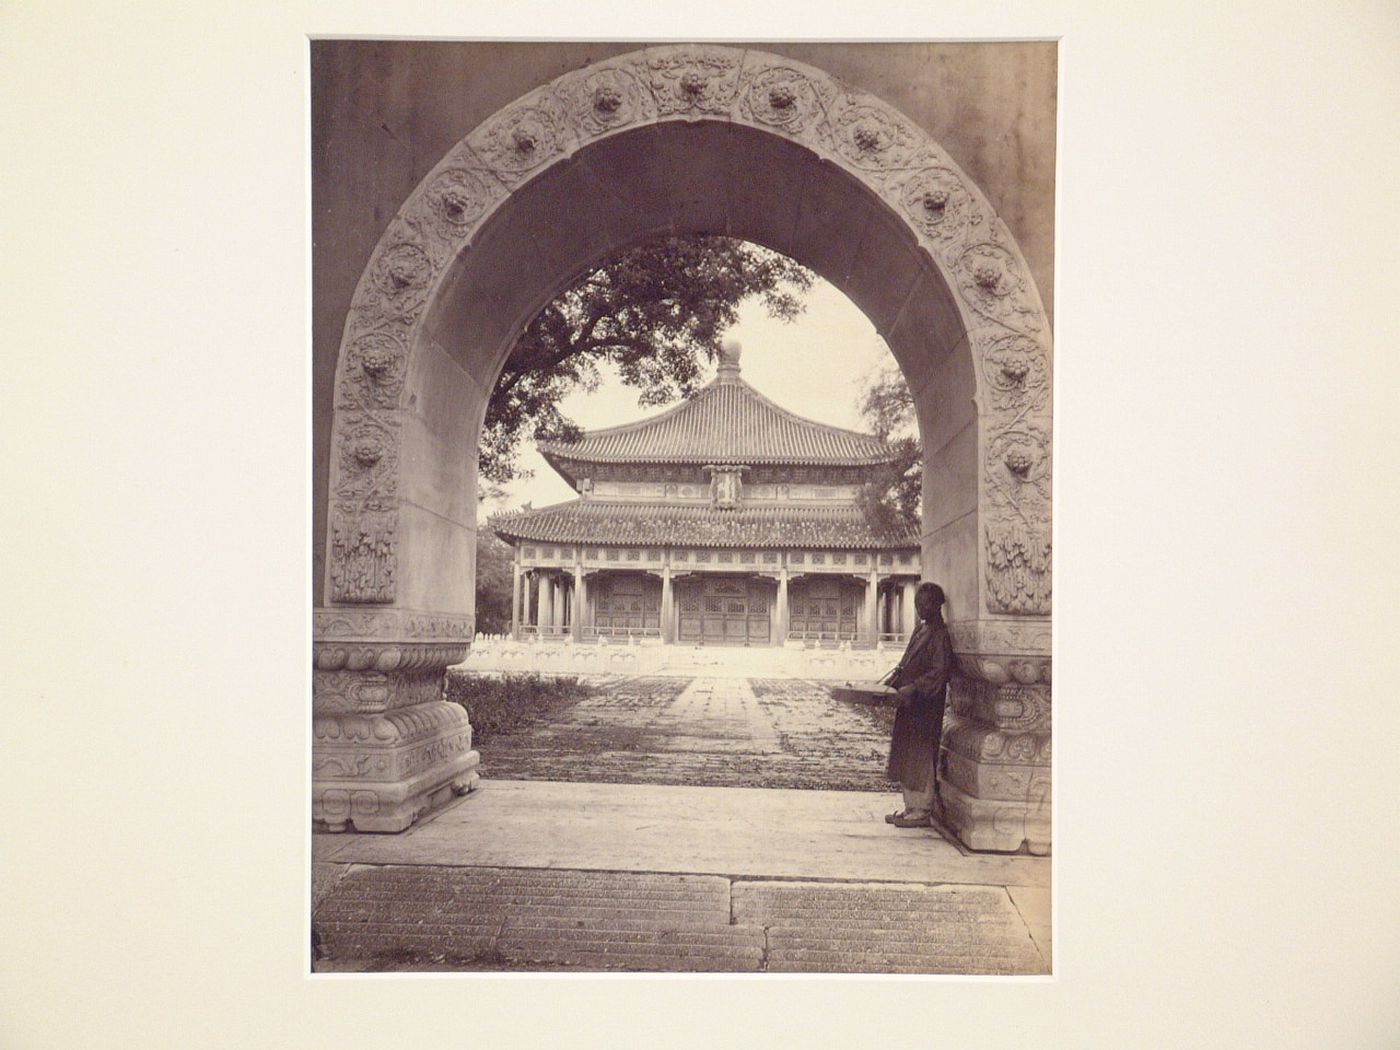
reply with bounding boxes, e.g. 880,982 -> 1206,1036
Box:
536,369 -> 894,461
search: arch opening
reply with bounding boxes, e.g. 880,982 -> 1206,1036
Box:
314,45 -> 1050,853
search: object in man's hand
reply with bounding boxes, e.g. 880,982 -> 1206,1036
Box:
830,682 -> 899,705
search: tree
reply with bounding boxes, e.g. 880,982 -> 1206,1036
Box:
856,363 -> 922,535
480,235 -> 814,489
473,529 -> 515,635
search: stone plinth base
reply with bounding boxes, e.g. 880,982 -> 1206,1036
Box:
314,700 -> 480,833
940,780 -> 1050,855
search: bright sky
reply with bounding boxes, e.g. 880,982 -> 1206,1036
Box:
479,276 -> 902,521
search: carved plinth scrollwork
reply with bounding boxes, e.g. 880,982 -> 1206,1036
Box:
313,700 -> 480,833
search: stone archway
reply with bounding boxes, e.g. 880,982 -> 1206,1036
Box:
314,45 -> 1051,852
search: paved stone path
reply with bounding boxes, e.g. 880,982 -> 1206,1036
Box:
478,675 -> 895,791
315,865 -> 1047,974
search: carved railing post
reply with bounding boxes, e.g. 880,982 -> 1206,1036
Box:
313,611 -> 480,833
942,620 -> 1051,854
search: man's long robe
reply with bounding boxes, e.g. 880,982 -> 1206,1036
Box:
883,620 -> 953,792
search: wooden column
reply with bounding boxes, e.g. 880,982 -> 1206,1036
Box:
776,568 -> 789,643
901,580 -> 917,639
510,556 -> 522,639
538,573 -> 553,632
571,566 -> 584,639
864,569 -> 880,643
660,565 -> 673,643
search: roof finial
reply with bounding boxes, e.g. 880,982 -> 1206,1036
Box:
717,338 -> 742,382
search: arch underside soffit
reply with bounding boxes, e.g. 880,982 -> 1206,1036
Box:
325,44 -> 1051,625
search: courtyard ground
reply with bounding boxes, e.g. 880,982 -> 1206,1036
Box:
472,675 -> 896,791
312,673 -> 1051,975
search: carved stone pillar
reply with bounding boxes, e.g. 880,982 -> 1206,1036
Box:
941,619 -> 1051,854
901,582 -> 917,640
313,610 -> 481,833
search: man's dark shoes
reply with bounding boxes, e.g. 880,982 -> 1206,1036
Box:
891,811 -> 932,828
884,810 -> 906,824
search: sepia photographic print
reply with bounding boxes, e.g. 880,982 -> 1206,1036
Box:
310,39 -> 1055,976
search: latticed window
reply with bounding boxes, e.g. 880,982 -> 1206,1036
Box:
740,551 -> 755,563
879,553 -> 892,565
626,549 -> 640,561
696,551 -> 712,563
718,551 -> 733,564
854,553 -> 868,565
791,552 -> 805,564
523,548 -> 536,558
674,550 -> 689,562
812,552 -> 826,565
899,553 -> 914,565
542,547 -> 554,559
606,550 -> 618,561
586,548 -> 600,559
645,549 -> 660,560
762,552 -> 778,563
833,552 -> 847,565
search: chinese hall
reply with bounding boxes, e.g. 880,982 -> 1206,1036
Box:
492,341 -> 922,647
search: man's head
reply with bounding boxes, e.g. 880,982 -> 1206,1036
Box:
915,582 -> 946,623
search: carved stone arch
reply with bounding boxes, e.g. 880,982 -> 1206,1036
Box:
315,44 -> 1051,852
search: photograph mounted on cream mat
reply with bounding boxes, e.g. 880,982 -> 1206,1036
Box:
311,39 -> 1054,975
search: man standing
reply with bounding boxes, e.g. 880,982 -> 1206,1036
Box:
883,582 -> 954,829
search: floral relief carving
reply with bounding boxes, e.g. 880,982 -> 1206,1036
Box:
828,102 -> 924,171
336,331 -> 407,410
738,65 -> 826,134
984,425 -> 1051,616
329,501 -> 397,603
956,243 -> 1042,333
361,241 -> 435,323
981,334 -> 1049,414
334,414 -> 399,500
473,101 -> 565,178
899,167 -> 978,252
645,48 -> 742,117
423,167 -> 491,235
562,66 -> 652,139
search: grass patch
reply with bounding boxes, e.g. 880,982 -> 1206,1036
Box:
444,671 -> 600,742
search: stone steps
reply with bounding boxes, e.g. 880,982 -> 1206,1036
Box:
314,864 -> 1048,974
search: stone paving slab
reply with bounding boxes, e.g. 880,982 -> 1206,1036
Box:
313,864 -> 1048,975
315,779 -> 1049,889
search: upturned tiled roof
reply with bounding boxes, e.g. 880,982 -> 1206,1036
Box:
537,370 -> 897,473
491,500 -> 920,550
